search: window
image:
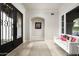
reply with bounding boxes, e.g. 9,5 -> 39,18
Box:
61,15 -> 64,33
17,12 -> 22,38
0,3 -> 23,55
1,4 -> 14,45
72,18 -> 79,36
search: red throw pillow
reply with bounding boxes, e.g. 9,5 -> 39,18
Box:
71,37 -> 77,42
60,35 -> 67,41
62,36 -> 67,41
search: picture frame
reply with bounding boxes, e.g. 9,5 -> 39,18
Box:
35,22 -> 42,29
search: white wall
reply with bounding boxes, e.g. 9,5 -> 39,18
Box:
28,10 -> 59,40
59,3 -> 79,35
12,3 -> 29,43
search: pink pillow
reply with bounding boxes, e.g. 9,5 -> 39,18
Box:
71,37 -> 77,42
59,35 -> 62,40
62,36 -> 67,41
60,35 -> 67,41
60,35 -> 63,39
60,35 -> 64,40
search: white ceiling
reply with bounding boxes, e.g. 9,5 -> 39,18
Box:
23,3 -> 63,11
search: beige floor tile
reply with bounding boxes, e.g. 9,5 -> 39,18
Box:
7,40 -> 67,56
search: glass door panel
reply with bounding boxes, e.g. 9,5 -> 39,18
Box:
17,12 -> 22,39
1,4 -> 13,45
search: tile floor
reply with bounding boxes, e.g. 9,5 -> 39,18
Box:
7,40 -> 67,56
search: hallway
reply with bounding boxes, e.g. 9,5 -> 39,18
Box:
7,40 -> 67,56
28,41 -> 51,56
0,3 -> 79,57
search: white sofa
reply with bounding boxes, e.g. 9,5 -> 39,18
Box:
54,34 -> 79,55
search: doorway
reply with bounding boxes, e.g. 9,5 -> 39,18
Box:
0,3 -> 23,55
31,17 -> 45,41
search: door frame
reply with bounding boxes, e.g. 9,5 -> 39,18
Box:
30,17 -> 45,41
0,3 -> 23,56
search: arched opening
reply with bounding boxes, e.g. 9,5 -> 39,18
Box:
30,17 -> 45,41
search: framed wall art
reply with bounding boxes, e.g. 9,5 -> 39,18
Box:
35,22 -> 42,29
